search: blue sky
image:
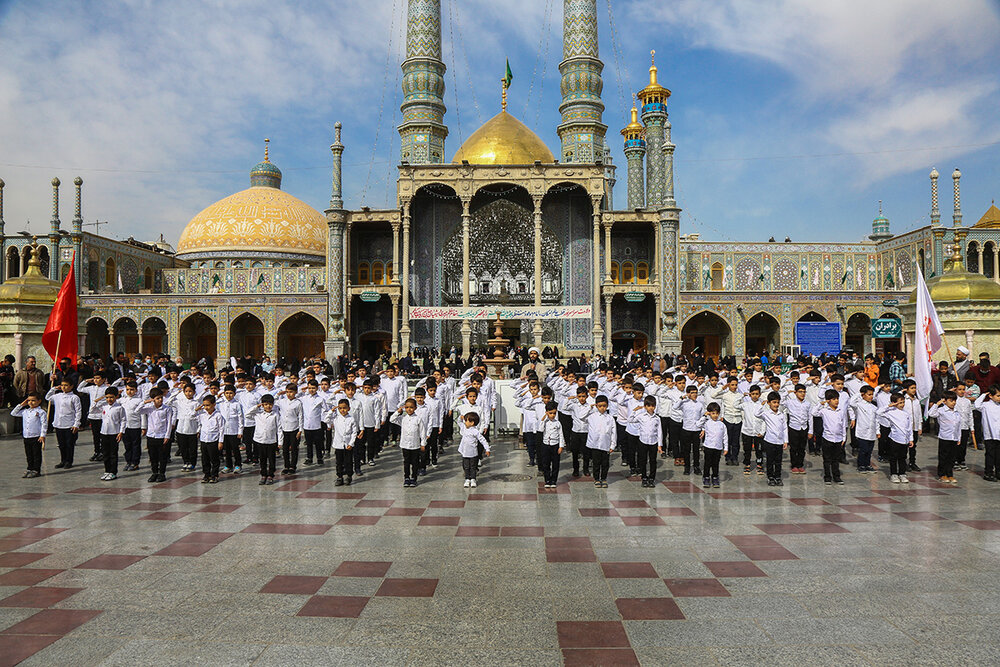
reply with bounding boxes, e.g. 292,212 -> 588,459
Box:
0,0 -> 998,245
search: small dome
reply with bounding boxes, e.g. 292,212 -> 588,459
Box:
452,111 -> 554,164
974,204 -> 1000,229
908,251 -> 1000,304
0,244 -> 61,305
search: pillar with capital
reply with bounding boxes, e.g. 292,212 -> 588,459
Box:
49,177 -> 61,281
591,195 -> 605,354
460,197 -> 472,357
390,295 -> 400,356
532,194 -> 544,346
658,208 -> 681,354
323,122 -> 349,368
399,198 -> 412,354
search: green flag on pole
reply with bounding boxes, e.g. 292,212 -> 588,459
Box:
503,59 -> 513,88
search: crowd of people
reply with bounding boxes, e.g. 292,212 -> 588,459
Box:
8,343 -> 1000,489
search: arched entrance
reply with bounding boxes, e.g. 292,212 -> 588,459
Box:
611,331 -> 648,356
359,331 -> 392,361
846,313 -> 871,354
798,311 -> 827,322
5,247 -> 19,279
112,317 -> 139,356
86,318 -> 109,359
179,312 -> 217,365
874,312 -> 902,358
277,313 -> 325,361
745,312 -> 779,357
230,313 -> 264,359
141,317 -> 167,356
681,311 -> 731,360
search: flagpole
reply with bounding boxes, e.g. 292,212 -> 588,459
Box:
44,329 -> 62,447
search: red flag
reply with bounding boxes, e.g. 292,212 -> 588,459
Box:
42,251 -> 79,368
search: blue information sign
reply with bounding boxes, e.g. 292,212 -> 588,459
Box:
795,322 -> 842,355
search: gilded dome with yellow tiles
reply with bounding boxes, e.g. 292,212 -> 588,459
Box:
176,155 -> 326,261
452,111 -> 555,165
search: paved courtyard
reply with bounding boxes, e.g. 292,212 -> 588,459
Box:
0,434 -> 998,666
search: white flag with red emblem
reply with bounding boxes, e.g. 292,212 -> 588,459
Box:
914,267 -> 944,399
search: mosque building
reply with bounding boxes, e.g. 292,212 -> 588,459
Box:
1,0 -> 997,369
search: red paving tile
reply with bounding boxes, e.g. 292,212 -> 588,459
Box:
427,500 -> 465,508
67,487 -> 139,495
152,478 -> 199,489
856,496 -> 901,504
140,511 -> 191,521
455,526 -> 501,537
0,608 -> 101,635
4,528 -> 64,541
957,519 -> 1000,530
197,504 -> 242,513
466,494 -> 504,501
501,526 -> 544,537
0,587 -> 83,608
8,493 -> 56,501
579,508 -> 619,517
0,518 -> 54,528
0,634 -> 60,664
260,575 -> 328,595
703,561 -> 767,578
242,523 -> 332,535
0,538 -> 45,551
124,502 -> 172,511
616,597 -> 685,620
711,491 -> 781,499
546,537 -> 592,549
0,553 -> 49,568
75,554 -> 146,570
376,578 -> 438,597
152,542 -> 216,557
274,480 -> 320,492
610,500 -> 650,509
754,523 -> 848,534
838,503 -> 886,513
178,496 -> 222,504
546,549 -> 597,563
502,493 -> 538,501
725,535 -> 781,547
661,482 -> 704,493
0,569 -> 64,586
418,516 -> 460,526
383,507 -> 425,517
820,513 -> 869,523
788,498 -> 831,506
894,511 -> 946,521
664,578 -> 730,597
621,515 -> 666,526
332,561 -> 392,578
354,499 -> 394,508
874,488 -> 946,497
556,621 -> 631,648
297,595 -> 369,618
737,545 -> 799,561
297,491 -> 367,499
600,562 -> 659,578
562,648 -> 640,666
655,507 -> 698,517
538,483 -> 571,494
336,515 -> 381,526
175,531 -> 234,544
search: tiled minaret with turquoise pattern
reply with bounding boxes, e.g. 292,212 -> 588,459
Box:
558,0 -> 606,163
398,0 -> 447,164
637,51 -> 668,209
49,177 -> 61,281
621,102 -> 645,209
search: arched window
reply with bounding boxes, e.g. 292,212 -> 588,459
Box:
105,258 -> 116,287
144,267 -> 153,289
357,263 -> 370,285
61,263 -> 70,281
36,246 -> 49,277
610,261 -> 619,284
233,261 -> 244,268
636,262 -> 649,284
6,247 -> 20,279
711,263 -> 724,291
251,261 -> 263,268
622,262 -> 635,285
372,261 -> 384,286
214,261 -> 225,269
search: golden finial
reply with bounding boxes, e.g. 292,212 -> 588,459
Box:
649,49 -> 658,86
264,138 -> 270,163
501,78 -> 507,112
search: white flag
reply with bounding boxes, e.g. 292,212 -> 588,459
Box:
117,270 -> 123,291
914,267 -> 944,399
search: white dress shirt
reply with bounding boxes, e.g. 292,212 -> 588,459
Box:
702,418 -> 728,451
139,403 -> 175,439
586,412 -> 617,452
929,403 -> 962,441
391,410 -> 428,450
44,389 -> 82,429
12,405 -> 47,438
198,410 -> 225,443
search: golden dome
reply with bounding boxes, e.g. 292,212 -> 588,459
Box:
636,50 -> 670,103
176,186 -> 327,260
0,243 -> 61,305
909,249 -> 1000,304
452,111 -> 555,165
974,203 -> 1000,229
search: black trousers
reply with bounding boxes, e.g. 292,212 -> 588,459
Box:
223,434 -> 242,468
681,430 -> 701,471
102,433 -> 119,474
539,444 -> 560,484
462,456 -> 478,479
955,429 -> 971,465
390,421 -> 401,443
123,427 -> 142,466
974,410 -> 984,450
889,440 -> 909,476
910,431 -> 920,465
619,432 -> 634,471
764,441 -> 783,479
523,431 -> 537,464
788,427 -> 807,469
176,433 -> 198,466
856,437 -> 874,469
742,434 -> 762,466
282,430 -> 300,470
23,436 -> 42,472
200,440 -> 221,478
242,425 -> 257,463
402,448 -> 421,479
877,425 -> 891,460
809,416 -> 822,453
362,426 -> 378,463
937,438 -> 957,477
423,429 -> 439,467
660,417 -> 670,454
147,436 -> 170,474
590,448 -> 610,481
304,429 -> 323,463
724,420 -> 742,462
89,418 -> 102,456
639,443 -> 658,480
258,442 -> 277,477
323,422 -> 332,454
703,447 -> 722,478
569,431 -> 589,474
54,427 -> 77,466
667,419 -> 682,457
984,439 -> 999,478
334,448 -> 351,478
821,438 -> 841,482
355,428 -> 370,471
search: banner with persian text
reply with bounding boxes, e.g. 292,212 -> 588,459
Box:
410,305 -> 593,320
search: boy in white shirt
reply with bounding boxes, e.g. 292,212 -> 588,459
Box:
678,385 -> 707,476
458,412 -> 490,488
538,401 -> 564,488
196,394 -> 226,483
810,389 -> 848,485
877,392 -> 914,483
168,383 -> 202,472
953,383 -> 973,471
902,380 -> 923,472
276,384 -> 304,475
784,384 -> 811,474
218,384 -> 245,473
12,393 -> 46,478
120,382 -> 145,472
586,396 -> 617,488
329,398 -> 359,486
45,377 -> 82,469
634,396 -> 663,487
929,391 -> 961,484
247,394 -> 281,485
565,386 -> 594,478
700,402 -> 728,488
974,387 -> 1000,481
99,387 -> 127,481
299,380 -> 327,467
849,385 -> 879,473
79,371 -> 109,462
139,388 -> 174,482
740,386 -> 764,475
391,398 -> 427,488
756,391 -> 789,487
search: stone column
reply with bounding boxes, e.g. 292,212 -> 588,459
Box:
138,326 -> 144,357
400,199 -> 412,353
658,207 -> 682,354
390,295 -> 400,356
460,198 -> 472,357
391,222 -> 401,284
591,196 -> 604,354
532,195 -> 544,345
993,246 -> 999,284
108,327 -> 115,357
978,246 -> 983,274
13,333 -> 22,369
604,217 -> 613,281
604,294 -> 612,354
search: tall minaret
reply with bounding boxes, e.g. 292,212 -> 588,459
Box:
929,168 -> 940,226
637,51 -> 669,209
558,0 -> 606,163
621,102 -> 645,209
49,177 -> 61,281
325,122 -> 349,369
398,0 -> 447,164
329,122 -> 344,210
72,177 -> 83,292
952,167 -> 962,227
